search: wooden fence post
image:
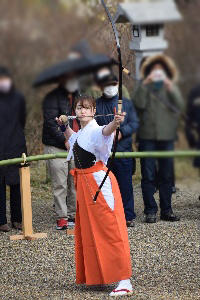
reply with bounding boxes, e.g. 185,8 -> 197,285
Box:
10,154 -> 47,241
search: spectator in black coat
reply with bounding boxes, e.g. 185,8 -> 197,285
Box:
185,84 -> 200,168
0,66 -> 27,232
42,75 -> 80,230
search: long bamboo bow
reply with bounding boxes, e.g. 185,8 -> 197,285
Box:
93,0 -> 123,202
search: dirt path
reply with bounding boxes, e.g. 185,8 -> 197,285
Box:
0,176 -> 199,299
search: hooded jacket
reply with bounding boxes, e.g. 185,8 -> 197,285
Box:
134,54 -> 184,141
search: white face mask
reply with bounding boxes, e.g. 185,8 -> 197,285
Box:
0,78 -> 12,93
103,85 -> 118,98
151,69 -> 166,82
65,78 -> 79,93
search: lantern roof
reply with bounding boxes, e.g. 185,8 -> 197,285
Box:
114,0 -> 182,25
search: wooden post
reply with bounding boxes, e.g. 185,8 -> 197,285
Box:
10,155 -> 47,241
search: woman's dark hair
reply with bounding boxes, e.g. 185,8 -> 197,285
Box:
144,60 -> 173,79
73,95 -> 96,110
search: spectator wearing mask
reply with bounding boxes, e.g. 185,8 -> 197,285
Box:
86,67 -> 131,100
134,54 -> 184,223
42,74 -> 80,230
95,72 -> 139,227
139,57 -> 177,195
0,66 -> 27,232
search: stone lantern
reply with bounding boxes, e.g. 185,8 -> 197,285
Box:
114,0 -> 182,80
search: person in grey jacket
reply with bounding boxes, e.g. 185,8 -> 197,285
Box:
134,54 -> 184,223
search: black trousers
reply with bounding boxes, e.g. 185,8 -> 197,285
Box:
139,139 -> 174,215
109,158 -> 136,221
0,179 -> 22,225
155,159 -> 175,189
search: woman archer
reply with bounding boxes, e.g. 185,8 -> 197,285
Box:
56,95 -> 133,297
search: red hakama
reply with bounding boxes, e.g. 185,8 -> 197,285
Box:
71,161 -> 132,285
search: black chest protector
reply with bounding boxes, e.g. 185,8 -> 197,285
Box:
73,141 -> 96,169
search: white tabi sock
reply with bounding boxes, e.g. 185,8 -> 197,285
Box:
116,278 -> 132,291
109,278 -> 133,297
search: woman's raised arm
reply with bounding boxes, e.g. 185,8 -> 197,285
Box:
103,112 -> 126,136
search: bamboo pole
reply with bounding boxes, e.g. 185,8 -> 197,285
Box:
4,150 -> 200,240
1,150 -> 200,167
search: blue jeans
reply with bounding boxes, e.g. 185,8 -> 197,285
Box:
139,139 -> 174,215
110,158 -> 136,221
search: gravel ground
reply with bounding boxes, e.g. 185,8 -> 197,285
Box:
0,165 -> 199,300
